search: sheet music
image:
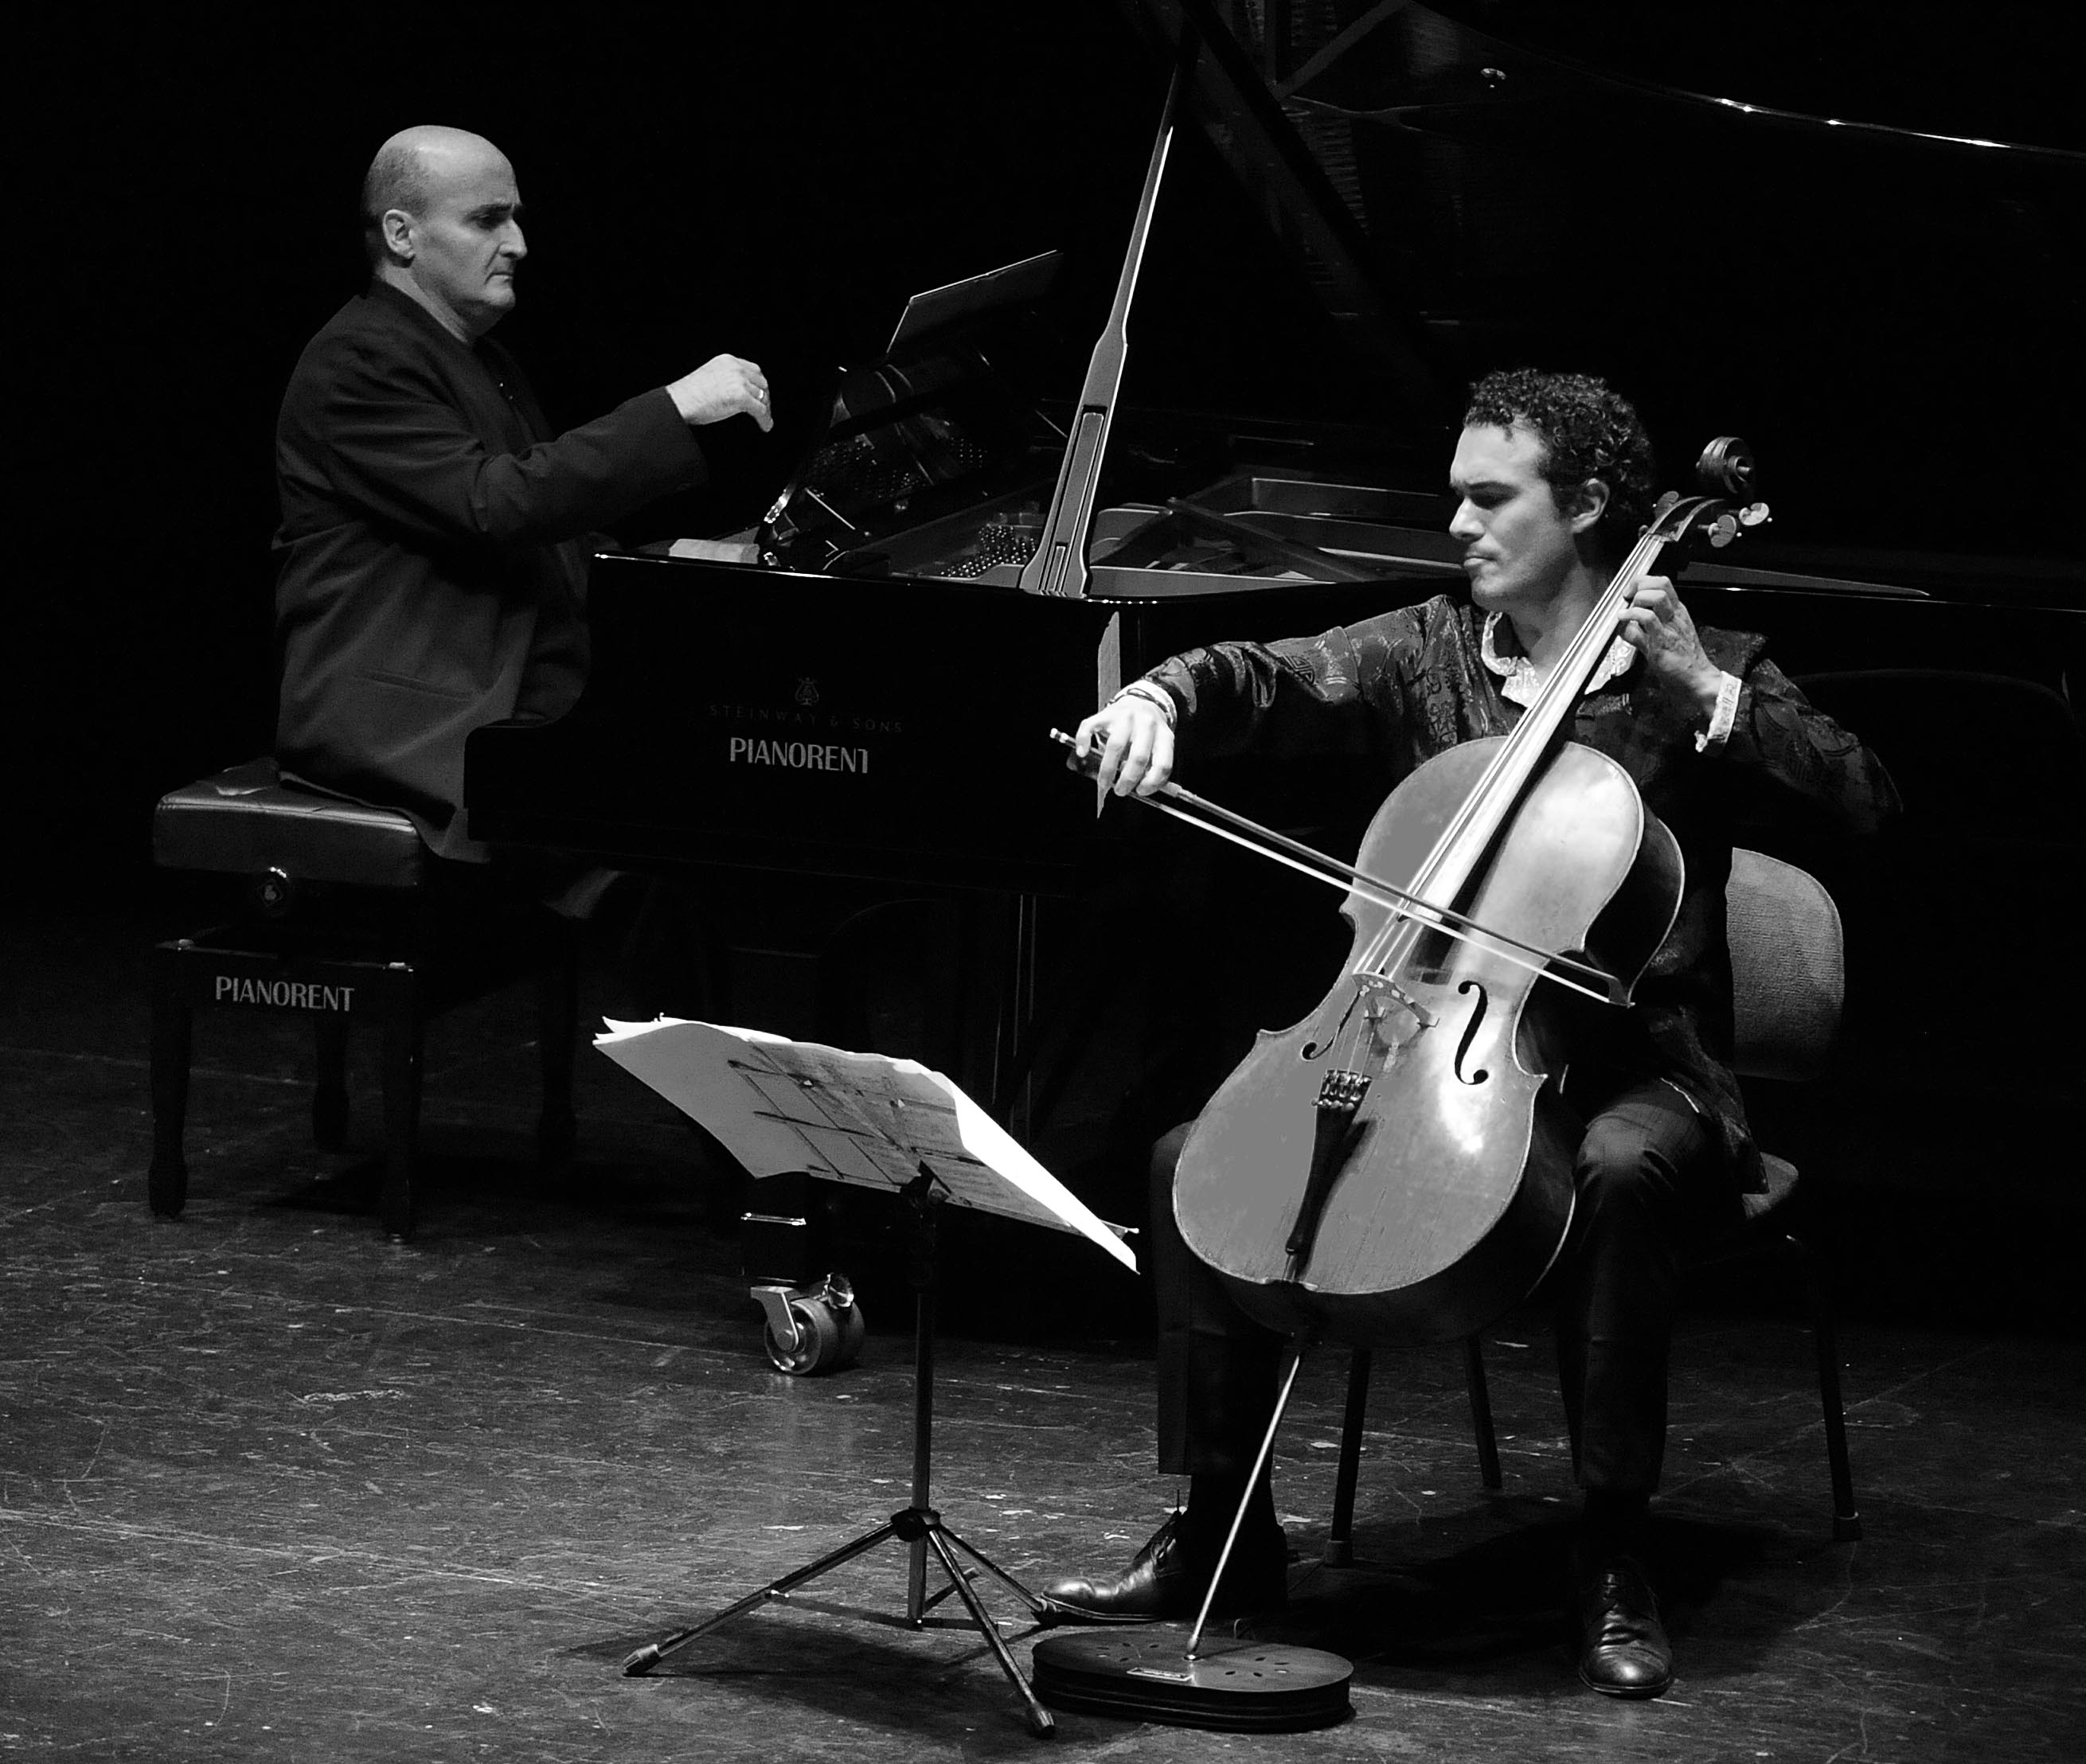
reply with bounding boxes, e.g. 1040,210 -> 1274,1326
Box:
596,1019 -> 1135,1271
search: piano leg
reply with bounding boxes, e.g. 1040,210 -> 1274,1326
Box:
147,958 -> 192,1219
379,997 -> 422,1243
314,1016 -> 349,1149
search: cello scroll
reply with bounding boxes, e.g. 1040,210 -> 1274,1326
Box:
1649,435 -> 1771,550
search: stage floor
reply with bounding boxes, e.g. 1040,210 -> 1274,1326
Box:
3,897 -> 2081,1762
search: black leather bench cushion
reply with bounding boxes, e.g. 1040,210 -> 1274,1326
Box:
154,759 -> 426,889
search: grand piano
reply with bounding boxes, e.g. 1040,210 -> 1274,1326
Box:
467,0 -> 2083,1263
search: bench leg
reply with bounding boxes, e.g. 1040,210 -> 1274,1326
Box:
381,1011 -> 422,1242
314,1017 -> 350,1149
148,984 -> 192,1218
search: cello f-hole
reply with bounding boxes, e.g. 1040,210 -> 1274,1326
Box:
1300,984 -> 1371,1062
1453,980 -> 1490,1086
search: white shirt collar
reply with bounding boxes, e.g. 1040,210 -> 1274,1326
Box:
1480,611 -> 1636,709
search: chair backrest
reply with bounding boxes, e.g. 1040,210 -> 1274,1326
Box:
1725,849 -> 1844,1083
1796,669 -> 2084,837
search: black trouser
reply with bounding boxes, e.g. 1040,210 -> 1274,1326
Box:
1150,1078 -> 1734,1494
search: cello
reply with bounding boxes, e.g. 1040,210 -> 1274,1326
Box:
1077,440 -> 1769,1352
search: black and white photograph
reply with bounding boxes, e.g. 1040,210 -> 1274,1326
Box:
6,2 -> 2080,1758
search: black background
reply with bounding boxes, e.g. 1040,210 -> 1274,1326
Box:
14,0 -> 2080,900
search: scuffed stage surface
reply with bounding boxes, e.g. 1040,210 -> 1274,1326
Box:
3,901 -> 2082,1762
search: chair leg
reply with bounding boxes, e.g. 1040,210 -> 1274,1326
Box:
1323,1348 -> 1373,1567
380,1008 -> 422,1243
1790,1232 -> 1862,1540
147,975 -> 192,1219
536,939 -> 578,1169
314,1017 -> 350,1149
1464,1336 -> 1502,1491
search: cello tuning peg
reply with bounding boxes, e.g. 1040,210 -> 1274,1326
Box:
1738,501 -> 1771,527
1707,513 -> 1739,548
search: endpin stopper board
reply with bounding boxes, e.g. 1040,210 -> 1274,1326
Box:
1030,1628 -> 1352,1731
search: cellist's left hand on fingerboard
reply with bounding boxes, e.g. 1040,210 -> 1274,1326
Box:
1619,577 -> 1722,712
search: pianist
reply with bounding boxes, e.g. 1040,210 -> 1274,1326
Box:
1041,369 -> 1897,1699
271,123 -> 772,869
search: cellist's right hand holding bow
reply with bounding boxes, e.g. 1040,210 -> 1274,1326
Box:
1072,689 -> 1175,798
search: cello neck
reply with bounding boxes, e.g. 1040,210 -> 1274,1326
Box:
1511,524 -> 1674,752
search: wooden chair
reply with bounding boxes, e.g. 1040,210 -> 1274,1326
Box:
1322,848 -> 1862,1563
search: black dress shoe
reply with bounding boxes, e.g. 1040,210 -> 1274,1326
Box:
1039,1511 -> 1288,1625
1577,1555 -> 1674,1698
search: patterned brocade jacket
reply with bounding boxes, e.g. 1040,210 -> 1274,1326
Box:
1139,594 -> 1901,1193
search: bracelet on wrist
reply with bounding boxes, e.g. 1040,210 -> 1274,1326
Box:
1109,681 -> 1178,728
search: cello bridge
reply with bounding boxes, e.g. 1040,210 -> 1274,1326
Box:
1354,970 -> 1437,1028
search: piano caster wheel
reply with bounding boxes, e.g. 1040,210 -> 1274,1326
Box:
754,1274 -> 865,1376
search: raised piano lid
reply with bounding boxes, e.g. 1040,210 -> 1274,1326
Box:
1109,0 -> 2083,603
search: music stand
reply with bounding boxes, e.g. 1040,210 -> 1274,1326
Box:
597,1020 -> 1138,1738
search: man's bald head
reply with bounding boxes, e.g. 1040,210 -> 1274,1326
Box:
361,126 -> 528,341
361,127 -> 510,268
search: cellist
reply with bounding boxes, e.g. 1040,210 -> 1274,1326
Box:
1039,369 -> 1900,1699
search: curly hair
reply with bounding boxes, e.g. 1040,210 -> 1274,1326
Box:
1463,369 -> 1657,550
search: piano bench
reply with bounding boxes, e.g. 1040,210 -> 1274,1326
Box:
147,759 -> 578,1241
